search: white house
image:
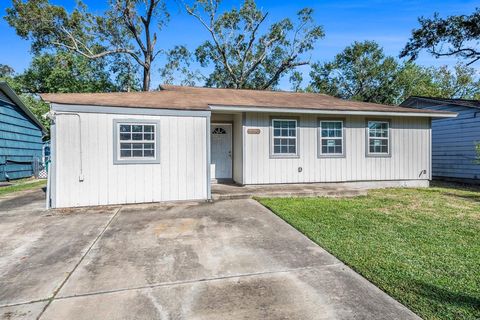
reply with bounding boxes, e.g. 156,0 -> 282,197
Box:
41,85 -> 455,208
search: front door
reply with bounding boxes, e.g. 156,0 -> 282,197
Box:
211,124 -> 232,180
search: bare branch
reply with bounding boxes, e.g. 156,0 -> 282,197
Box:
185,2 -> 238,84
466,56 -> 480,66
51,40 -> 144,66
431,46 -> 479,58
262,58 -> 308,89
121,4 -> 148,55
241,33 -> 283,82
238,12 -> 269,81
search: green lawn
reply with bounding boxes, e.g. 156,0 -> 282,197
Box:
258,183 -> 480,320
0,179 -> 46,197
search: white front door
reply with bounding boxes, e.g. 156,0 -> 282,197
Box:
211,124 -> 232,180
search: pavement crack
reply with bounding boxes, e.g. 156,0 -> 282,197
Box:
51,263 -> 344,302
0,298 -> 50,309
35,206 -> 123,320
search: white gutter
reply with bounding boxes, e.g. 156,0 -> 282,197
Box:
209,105 -> 457,118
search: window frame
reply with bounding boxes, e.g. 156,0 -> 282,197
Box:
366,119 -> 391,157
113,119 -> 161,165
318,118 -> 346,158
269,117 -> 300,158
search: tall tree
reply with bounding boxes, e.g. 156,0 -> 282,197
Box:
0,50 -> 131,133
309,41 -> 480,105
159,46 -> 205,86
428,64 -> 480,98
395,63 -> 480,103
400,9 -> 480,65
184,0 -> 324,89
289,71 -> 304,92
19,51 -> 119,93
5,0 -> 170,91
309,41 -> 399,104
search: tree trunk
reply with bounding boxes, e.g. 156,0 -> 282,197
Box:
142,65 -> 151,91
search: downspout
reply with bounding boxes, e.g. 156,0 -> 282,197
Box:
206,113 -> 212,201
46,155 -> 51,209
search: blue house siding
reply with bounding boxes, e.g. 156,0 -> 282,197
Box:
403,101 -> 480,181
0,97 -> 44,181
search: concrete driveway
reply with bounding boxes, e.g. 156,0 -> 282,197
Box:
0,188 -> 419,320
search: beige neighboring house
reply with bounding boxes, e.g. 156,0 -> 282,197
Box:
41,85 -> 455,208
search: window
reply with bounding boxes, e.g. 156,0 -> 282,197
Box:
272,119 -> 298,156
367,120 -> 390,155
114,121 -> 160,164
212,127 -> 227,134
319,120 -> 344,156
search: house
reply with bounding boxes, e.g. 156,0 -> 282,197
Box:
40,85 -> 455,208
401,96 -> 480,183
0,82 -> 46,182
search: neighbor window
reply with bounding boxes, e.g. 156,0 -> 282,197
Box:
367,120 -> 390,155
319,120 -> 344,156
272,119 -> 298,156
114,121 -> 160,164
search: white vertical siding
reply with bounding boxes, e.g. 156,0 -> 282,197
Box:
53,112 -> 208,208
233,113 -> 243,184
243,113 -> 431,184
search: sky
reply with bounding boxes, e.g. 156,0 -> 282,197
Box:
1,0 -> 478,90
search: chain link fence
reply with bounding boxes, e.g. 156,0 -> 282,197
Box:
33,157 -> 49,179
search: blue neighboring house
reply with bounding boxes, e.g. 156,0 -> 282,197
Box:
0,82 -> 46,181
401,96 -> 480,183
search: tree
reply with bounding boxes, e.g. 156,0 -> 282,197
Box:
0,72 -> 50,133
309,41 -> 480,105
309,41 -> 400,104
184,0 -> 324,89
5,0 -> 170,91
427,64 -> 480,98
111,54 -> 142,92
0,64 -> 15,78
19,51 -> 119,93
159,46 -> 205,86
289,71 -> 304,92
400,9 -> 480,65
0,50 -> 129,133
395,63 -> 480,102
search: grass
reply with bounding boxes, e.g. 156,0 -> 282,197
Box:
0,178 -> 46,197
257,183 -> 480,320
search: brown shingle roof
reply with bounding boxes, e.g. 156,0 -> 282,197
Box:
40,85 -> 454,116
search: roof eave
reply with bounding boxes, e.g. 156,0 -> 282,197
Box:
0,82 -> 47,133
209,105 -> 457,118
401,96 -> 480,110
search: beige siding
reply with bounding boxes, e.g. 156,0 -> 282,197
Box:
243,113 -> 431,184
53,112 -> 207,208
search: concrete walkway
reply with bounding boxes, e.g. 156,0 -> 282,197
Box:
212,182 -> 366,200
0,189 -> 420,320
